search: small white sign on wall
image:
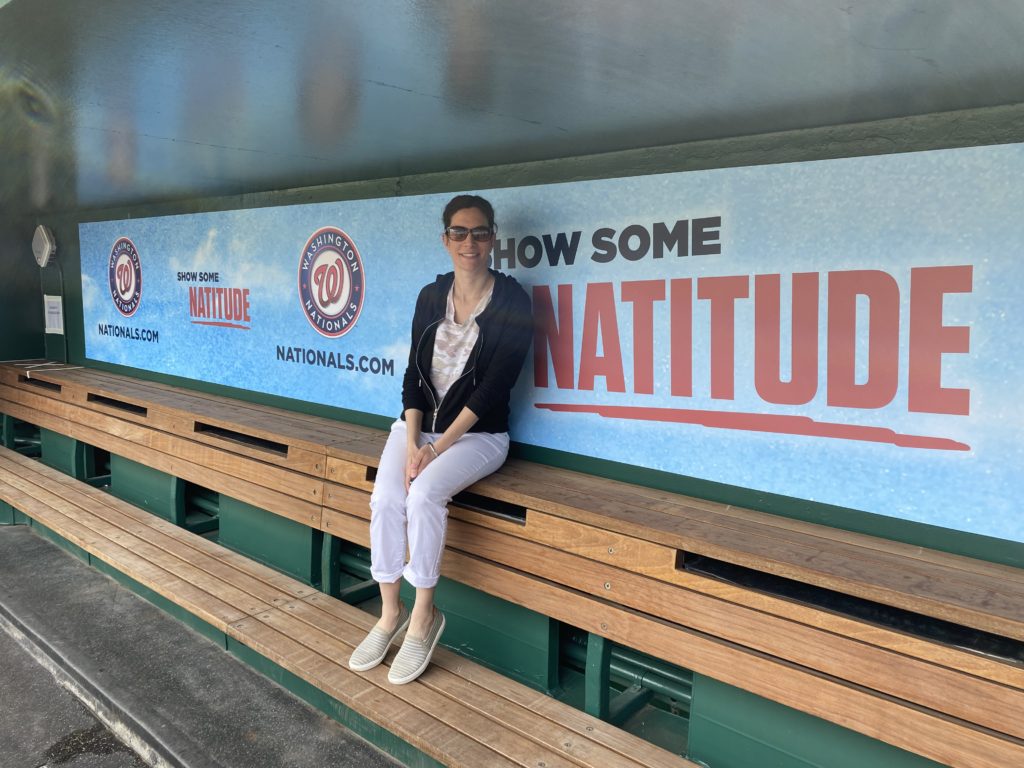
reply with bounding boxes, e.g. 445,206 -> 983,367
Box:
43,294 -> 64,335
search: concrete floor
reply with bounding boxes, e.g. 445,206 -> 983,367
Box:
0,525 -> 399,768
0,625 -> 146,768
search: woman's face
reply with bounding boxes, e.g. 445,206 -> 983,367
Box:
442,206 -> 493,276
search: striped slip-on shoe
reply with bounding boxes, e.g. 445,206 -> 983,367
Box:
348,603 -> 410,672
387,608 -> 446,685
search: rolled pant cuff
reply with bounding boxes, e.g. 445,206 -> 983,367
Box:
402,566 -> 440,589
371,568 -> 404,585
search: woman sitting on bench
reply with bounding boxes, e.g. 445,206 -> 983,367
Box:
349,194 -> 533,684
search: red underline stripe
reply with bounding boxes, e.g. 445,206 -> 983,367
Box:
190,320 -> 250,330
534,403 -> 970,451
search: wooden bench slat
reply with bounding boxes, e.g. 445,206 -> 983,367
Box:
281,598 -> 680,768
321,497 -> 1024,736
57,366 -> 377,474
445,518 -> 1024,737
467,465 -> 1024,640
226,615 -> 521,768
440,502 -> 1024,691
0,384 -> 325,500
0,455 -> 311,611
499,459 -> 1024,586
322,479 -> 1024,692
13,366 -> 338,464
0,468 -> 276,618
325,456 -> 375,490
444,545 -> 1024,768
0,447 -> 317,600
253,606 -> 593,768
0,479 -> 249,631
62,368 -> 372,451
298,592 -> 703,768
0,395 -> 323,529
324,435 -> 390,467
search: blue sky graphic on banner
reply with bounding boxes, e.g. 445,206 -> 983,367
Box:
80,143 -> 1024,543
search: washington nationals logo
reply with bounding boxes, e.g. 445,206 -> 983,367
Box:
108,237 -> 142,317
298,227 -> 365,337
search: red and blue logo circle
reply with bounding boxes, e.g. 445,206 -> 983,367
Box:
108,237 -> 142,317
298,227 -> 364,338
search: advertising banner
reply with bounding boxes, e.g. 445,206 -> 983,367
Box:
80,143 -> 1024,542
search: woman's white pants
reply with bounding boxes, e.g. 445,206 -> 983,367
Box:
369,419 -> 509,589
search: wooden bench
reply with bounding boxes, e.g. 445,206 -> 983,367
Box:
322,458 -> 1024,768
0,445 -> 692,768
0,361 -> 362,526
2,360 -> 1023,768
0,360 -> 379,582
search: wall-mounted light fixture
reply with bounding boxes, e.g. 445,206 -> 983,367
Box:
32,224 -> 56,267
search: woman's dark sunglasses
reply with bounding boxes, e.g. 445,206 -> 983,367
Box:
445,225 -> 494,242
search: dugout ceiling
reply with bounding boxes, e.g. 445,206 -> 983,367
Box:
2,0 -> 1024,216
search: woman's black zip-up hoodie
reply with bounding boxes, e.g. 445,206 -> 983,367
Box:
401,269 -> 532,434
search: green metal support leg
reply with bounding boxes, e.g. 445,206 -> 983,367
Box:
40,428 -> 86,478
322,534 -> 381,604
219,495 -> 322,588
584,632 -> 611,720
321,533 -> 343,597
109,454 -> 185,524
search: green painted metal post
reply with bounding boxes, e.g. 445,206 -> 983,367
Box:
687,674 -> 947,768
321,535 -> 381,603
584,632 -> 611,720
218,496 -> 322,588
109,454 -> 185,524
321,533 -> 342,597
39,428 -> 86,478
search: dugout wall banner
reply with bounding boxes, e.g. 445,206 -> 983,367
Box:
79,142 -> 1023,543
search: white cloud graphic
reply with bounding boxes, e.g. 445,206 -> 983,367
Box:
81,273 -> 99,312
381,340 -> 410,366
166,226 -> 292,305
169,227 -> 218,272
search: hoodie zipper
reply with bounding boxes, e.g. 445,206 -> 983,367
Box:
416,319 -> 485,433
414,318 -> 444,430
